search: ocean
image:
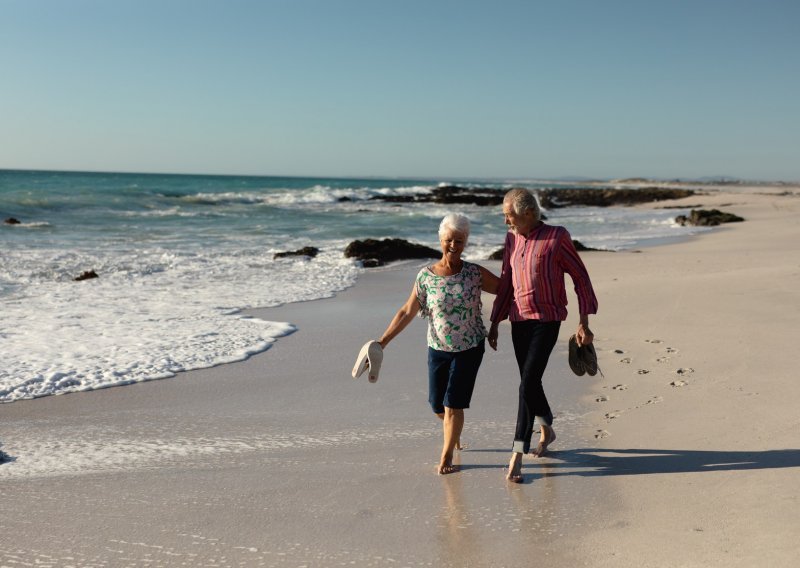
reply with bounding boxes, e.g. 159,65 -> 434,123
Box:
1,169 -> 704,402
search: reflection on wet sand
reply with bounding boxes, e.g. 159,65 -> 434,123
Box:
434,455 -> 576,567
437,471 -> 485,566
506,459 -> 563,548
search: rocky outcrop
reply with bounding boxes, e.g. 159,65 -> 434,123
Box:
675,209 -> 744,226
429,185 -> 507,206
273,246 -> 320,259
373,185 -> 507,206
344,238 -> 439,267
368,185 -> 695,209
74,270 -> 99,281
4,217 -> 21,225
537,188 -> 695,208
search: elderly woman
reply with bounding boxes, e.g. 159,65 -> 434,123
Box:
378,213 -> 498,475
488,188 -> 598,483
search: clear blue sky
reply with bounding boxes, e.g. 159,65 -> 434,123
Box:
2,0 -> 798,180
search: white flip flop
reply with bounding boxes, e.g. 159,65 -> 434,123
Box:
351,340 -> 383,383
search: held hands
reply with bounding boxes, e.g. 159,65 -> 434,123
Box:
487,323 -> 499,351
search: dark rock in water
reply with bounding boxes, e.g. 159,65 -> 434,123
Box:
361,258 -> 383,268
372,194 -> 416,203
372,185 -> 507,206
675,209 -> 744,226
537,187 -> 695,208
273,246 -> 320,259
337,196 -> 353,202
430,185 -> 507,206
74,270 -> 99,281
344,238 -> 439,264
572,239 -> 607,252
488,248 -> 504,260
369,185 -> 695,209
4,217 -> 21,224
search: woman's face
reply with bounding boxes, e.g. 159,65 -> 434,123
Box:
440,229 -> 467,261
503,202 -> 537,235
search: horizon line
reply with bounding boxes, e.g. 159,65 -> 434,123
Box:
1,166 -> 796,185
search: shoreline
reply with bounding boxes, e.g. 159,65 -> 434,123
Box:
2,186 -> 799,566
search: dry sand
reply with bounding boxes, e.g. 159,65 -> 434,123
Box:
1,185 -> 798,567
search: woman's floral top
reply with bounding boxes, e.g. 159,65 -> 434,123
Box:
415,262 -> 486,352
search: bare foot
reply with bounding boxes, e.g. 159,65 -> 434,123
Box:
531,427 -> 556,458
506,453 -> 523,483
437,459 -> 459,475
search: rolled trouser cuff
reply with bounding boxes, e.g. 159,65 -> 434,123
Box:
534,415 -> 552,427
512,440 -> 527,454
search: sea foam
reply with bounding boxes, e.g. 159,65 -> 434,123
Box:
0,246 -> 357,402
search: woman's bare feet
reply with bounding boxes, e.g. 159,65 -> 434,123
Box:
438,407 -> 464,474
506,452 -> 523,483
531,426 -> 556,457
438,454 -> 459,475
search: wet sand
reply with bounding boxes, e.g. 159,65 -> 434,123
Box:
1,185 -> 799,567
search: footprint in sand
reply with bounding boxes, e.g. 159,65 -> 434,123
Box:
671,380 -> 689,387
676,367 -> 695,375
595,430 -> 610,439
666,347 -> 678,354
637,369 -> 650,375
645,395 -> 664,405
645,339 -> 663,344
614,349 -> 625,354
595,395 -> 609,403
612,384 -> 628,391
605,411 -> 621,420
619,357 -> 632,364
656,356 -> 670,363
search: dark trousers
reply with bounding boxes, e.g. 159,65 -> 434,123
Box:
511,320 -> 561,454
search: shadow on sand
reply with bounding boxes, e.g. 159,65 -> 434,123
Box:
524,447 -> 800,478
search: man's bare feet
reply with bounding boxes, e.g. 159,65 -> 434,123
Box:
506,452 -> 523,483
531,426 -> 556,458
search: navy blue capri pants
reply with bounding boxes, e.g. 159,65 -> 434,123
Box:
427,342 -> 485,414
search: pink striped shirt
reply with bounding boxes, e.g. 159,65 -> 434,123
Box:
490,223 -> 598,323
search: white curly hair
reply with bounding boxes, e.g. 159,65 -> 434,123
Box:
438,213 -> 471,243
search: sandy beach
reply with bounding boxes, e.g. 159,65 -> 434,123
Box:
2,185 -> 799,567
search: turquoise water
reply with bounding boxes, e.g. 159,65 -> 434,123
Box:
1,169 -> 700,402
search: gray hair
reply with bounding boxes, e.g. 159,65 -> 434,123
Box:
504,188 -> 541,220
438,213 -> 471,242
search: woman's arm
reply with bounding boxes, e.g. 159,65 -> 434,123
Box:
488,232 -> 515,351
477,265 -> 500,294
378,286 -> 421,348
